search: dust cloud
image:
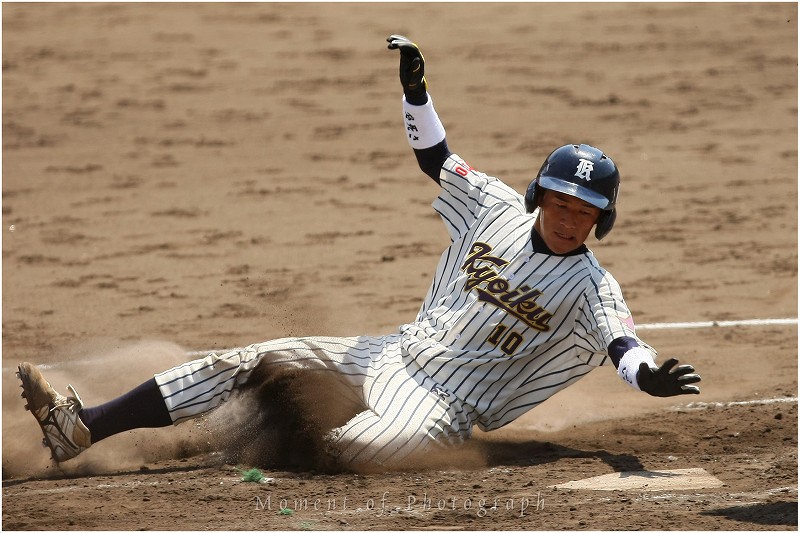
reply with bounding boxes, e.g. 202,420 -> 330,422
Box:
3,340 -> 206,478
4,340 -> 492,478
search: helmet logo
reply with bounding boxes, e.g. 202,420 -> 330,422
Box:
574,159 -> 594,181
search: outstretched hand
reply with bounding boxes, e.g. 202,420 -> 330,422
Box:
637,358 -> 701,397
387,35 -> 427,102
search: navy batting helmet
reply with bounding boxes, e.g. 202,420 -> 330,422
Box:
524,144 -> 620,240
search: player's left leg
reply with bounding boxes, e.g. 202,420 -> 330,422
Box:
323,362 -> 475,471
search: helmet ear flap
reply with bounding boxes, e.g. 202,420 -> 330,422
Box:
524,180 -> 539,213
595,209 -> 616,240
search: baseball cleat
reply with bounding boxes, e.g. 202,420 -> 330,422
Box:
17,362 -> 92,462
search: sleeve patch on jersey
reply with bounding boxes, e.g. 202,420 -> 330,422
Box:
621,313 -> 635,332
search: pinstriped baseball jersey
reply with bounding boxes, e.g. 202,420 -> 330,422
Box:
400,153 -> 639,431
149,149 -> 641,469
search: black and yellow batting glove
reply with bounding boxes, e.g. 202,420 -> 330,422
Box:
386,34 -> 428,104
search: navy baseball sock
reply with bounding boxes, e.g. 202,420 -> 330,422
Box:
78,377 -> 173,443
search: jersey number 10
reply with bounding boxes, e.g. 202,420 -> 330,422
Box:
487,323 -> 524,356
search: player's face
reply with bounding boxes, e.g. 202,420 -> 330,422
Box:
534,190 -> 601,254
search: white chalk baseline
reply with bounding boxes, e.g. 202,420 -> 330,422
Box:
8,317 -> 796,371
635,317 -> 798,331
185,317 -> 797,357
671,397 -> 798,410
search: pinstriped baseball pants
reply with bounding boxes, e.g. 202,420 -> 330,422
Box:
153,334 -> 474,469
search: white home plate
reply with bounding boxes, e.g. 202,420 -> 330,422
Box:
550,468 -> 724,491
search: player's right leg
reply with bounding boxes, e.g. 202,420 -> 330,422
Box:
17,362 -> 174,463
17,336 -> 371,463
152,337 -> 370,425
17,346 -> 280,463
17,362 -> 92,462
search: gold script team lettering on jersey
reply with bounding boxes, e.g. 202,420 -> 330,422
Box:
460,242 -> 552,332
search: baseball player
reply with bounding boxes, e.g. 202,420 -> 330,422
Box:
17,35 -> 700,471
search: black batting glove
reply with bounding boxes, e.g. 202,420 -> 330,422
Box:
637,358 -> 701,397
386,34 -> 428,104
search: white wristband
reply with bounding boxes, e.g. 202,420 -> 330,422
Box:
618,347 -> 657,391
402,95 -> 446,149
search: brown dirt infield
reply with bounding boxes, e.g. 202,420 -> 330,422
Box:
3,3 -> 797,530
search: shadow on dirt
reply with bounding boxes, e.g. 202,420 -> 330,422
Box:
700,501 -> 798,527
220,373 -> 649,475
477,439 -> 645,472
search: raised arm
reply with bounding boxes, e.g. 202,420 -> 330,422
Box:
387,35 -> 451,183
